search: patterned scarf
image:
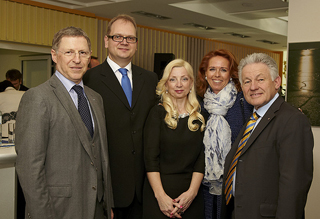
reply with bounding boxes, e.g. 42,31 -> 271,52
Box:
202,81 -> 237,195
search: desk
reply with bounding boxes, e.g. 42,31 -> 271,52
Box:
0,144 -> 17,219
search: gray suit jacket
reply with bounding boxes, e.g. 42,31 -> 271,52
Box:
15,75 -> 113,219
222,96 -> 313,219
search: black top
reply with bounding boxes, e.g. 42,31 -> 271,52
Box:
143,104 -> 205,219
144,104 -> 204,175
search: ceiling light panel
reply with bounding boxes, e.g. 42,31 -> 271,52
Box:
31,0 -> 131,9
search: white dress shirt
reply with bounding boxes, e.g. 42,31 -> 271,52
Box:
107,56 -> 133,89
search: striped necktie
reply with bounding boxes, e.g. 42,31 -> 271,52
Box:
225,112 -> 260,204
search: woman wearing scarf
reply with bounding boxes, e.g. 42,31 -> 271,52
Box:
196,49 -> 253,219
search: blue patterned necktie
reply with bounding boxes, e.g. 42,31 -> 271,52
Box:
225,112 -> 260,204
119,68 -> 132,106
72,85 -> 94,138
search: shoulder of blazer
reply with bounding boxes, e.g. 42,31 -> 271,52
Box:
84,61 -> 112,80
132,64 -> 157,79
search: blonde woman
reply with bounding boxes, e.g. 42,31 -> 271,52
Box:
143,59 -> 205,219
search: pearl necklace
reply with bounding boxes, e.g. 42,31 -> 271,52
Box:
179,113 -> 189,118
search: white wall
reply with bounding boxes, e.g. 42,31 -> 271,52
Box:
0,51 -> 23,80
0,42 -> 51,80
288,0 -> 320,218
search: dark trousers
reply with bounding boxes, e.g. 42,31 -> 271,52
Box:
225,197 -> 234,219
113,194 -> 142,219
17,177 -> 26,219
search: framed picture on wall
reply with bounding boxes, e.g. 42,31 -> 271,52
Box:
287,42 -> 320,126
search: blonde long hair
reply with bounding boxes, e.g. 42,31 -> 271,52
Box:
157,59 -> 205,132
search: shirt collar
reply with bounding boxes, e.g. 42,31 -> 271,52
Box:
255,93 -> 279,118
54,70 -> 84,92
106,56 -> 132,73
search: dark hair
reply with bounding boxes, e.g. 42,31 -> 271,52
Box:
52,26 -> 91,51
106,14 -> 137,36
6,69 -> 22,81
196,49 -> 240,97
0,80 -> 14,92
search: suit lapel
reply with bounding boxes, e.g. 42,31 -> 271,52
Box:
49,75 -> 95,161
100,61 -> 131,109
131,65 -> 144,108
240,96 -> 284,155
85,87 -> 103,137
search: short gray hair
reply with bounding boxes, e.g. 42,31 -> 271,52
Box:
52,26 -> 91,51
238,53 -> 279,84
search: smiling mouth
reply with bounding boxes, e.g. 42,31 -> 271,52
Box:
175,90 -> 184,93
250,93 -> 261,97
70,67 -> 83,71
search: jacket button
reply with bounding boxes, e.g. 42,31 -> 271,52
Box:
132,130 -> 136,134
132,150 -> 136,155
92,186 -> 96,190
91,162 -> 94,166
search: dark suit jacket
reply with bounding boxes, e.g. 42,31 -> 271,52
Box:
222,96 -> 313,219
83,61 -> 158,207
19,84 -> 29,91
15,75 -> 113,219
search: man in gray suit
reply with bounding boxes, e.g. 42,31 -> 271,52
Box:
222,53 -> 313,219
15,26 -> 113,219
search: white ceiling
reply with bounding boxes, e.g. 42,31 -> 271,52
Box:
31,0 -> 289,51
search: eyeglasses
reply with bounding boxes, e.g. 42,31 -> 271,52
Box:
208,67 -> 229,73
108,35 -> 138,43
58,50 -> 91,59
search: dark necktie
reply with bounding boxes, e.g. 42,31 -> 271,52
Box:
225,112 -> 260,204
72,85 -> 94,138
119,68 -> 132,106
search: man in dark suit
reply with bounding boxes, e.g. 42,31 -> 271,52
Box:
6,69 -> 29,91
83,14 -> 158,219
222,53 -> 313,219
15,26 -> 113,219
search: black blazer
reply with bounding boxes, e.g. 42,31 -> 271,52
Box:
221,96 -> 313,219
83,61 -> 158,208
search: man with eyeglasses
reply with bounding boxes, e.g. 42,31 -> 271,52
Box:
84,14 -> 158,219
15,26 -> 113,219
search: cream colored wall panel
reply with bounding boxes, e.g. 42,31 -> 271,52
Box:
6,1 -> 14,41
80,17 -> 87,33
54,11 -> 64,33
36,7 -> 44,44
40,8 -> 50,46
144,29 -> 152,70
144,29 -> 151,70
47,10 -> 55,46
0,0 -> 7,40
88,18 -> 98,57
20,5 -> 29,43
69,14 -> 79,28
14,3 -> 22,42
28,6 -> 37,44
